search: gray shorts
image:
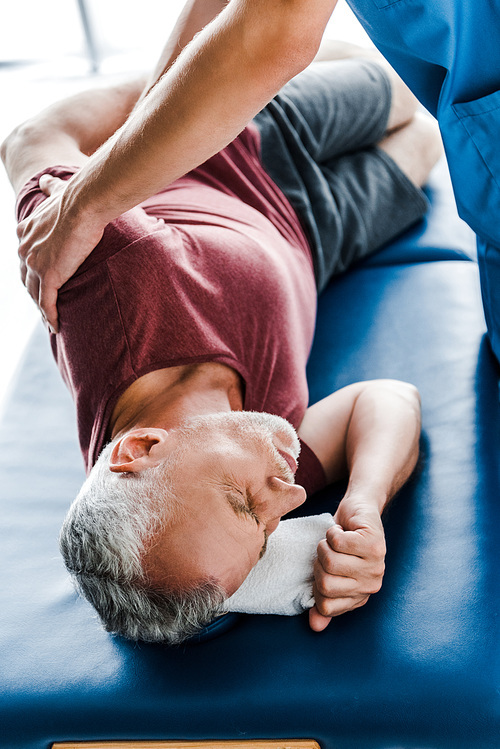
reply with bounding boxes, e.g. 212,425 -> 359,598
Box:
253,59 -> 429,292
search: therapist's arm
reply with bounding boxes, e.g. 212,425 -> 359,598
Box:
14,0 -> 337,333
139,0 -> 230,100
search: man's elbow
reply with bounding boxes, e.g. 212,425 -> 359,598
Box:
0,119 -> 61,193
394,381 -> 421,413
1,119 -> 36,164
391,381 -> 422,431
0,125 -> 23,179
0,127 -> 15,169
370,379 -> 422,419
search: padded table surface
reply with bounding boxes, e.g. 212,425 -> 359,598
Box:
1,161 -> 499,749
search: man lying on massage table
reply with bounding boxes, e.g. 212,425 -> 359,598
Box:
1,41 -> 439,643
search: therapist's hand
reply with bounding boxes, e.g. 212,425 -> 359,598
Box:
17,174 -> 105,333
309,496 -> 387,631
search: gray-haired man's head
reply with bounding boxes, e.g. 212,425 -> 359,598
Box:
60,411 -> 306,643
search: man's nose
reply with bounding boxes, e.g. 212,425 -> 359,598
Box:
269,477 -> 307,514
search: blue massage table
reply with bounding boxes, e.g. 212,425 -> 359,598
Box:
1,159 -> 499,749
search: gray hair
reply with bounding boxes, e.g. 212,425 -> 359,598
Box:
59,440 -> 226,644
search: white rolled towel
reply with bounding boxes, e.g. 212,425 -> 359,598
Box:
225,513 -> 335,615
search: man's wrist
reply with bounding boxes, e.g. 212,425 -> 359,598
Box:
340,485 -> 389,517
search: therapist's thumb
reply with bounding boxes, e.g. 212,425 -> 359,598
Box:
39,174 -> 63,196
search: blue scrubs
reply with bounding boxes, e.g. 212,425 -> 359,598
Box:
347,0 -> 500,360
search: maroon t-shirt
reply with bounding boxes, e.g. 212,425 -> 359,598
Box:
16,124 -> 326,495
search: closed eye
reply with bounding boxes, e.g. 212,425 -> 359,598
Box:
224,488 -> 260,526
221,480 -> 259,522
223,488 -> 269,558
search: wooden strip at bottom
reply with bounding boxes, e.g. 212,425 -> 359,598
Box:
52,741 -> 321,749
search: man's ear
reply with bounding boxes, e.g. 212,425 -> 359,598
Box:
109,428 -> 169,474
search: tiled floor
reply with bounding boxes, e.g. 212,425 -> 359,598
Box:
0,0 -> 369,413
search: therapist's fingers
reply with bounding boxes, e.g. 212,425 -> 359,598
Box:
38,281 -> 59,333
19,255 -> 27,286
25,267 -> 40,312
39,173 -> 64,196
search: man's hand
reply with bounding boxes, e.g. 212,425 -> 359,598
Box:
299,380 -> 420,633
17,174 -> 105,333
309,497 -> 387,632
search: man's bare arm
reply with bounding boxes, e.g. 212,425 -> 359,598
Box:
2,78 -> 146,195
298,380 -> 421,630
11,0 -> 338,332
